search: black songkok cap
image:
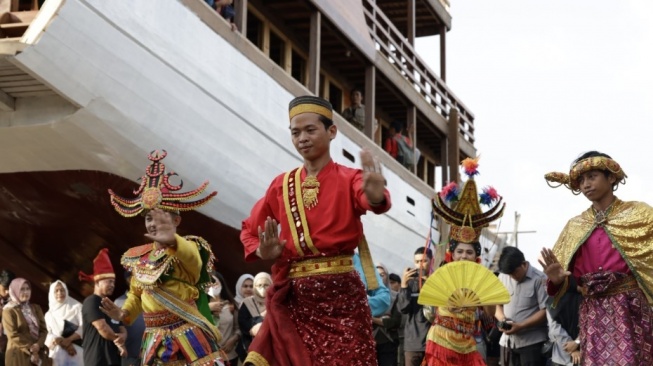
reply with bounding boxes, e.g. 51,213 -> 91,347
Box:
288,95 -> 333,120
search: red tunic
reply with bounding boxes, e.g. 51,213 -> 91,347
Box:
240,160 -> 391,366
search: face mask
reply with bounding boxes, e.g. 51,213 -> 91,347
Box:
255,286 -> 267,298
206,284 -> 222,298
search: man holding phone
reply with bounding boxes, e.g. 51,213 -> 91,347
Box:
397,247 -> 433,366
495,247 -> 548,366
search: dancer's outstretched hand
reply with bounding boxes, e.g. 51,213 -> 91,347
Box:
360,149 -> 385,205
144,209 -> 178,248
256,217 -> 286,260
538,248 -> 571,285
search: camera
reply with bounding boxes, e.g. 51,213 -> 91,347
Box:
497,319 -> 513,331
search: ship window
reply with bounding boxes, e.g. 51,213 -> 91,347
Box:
342,149 -> 355,163
291,49 -> 306,86
269,31 -> 285,68
406,196 -> 415,206
328,83 -> 342,113
246,13 -> 264,51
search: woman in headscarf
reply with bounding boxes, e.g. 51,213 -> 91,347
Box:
238,272 -> 271,355
44,281 -> 83,366
206,272 -> 241,366
2,278 -> 48,366
233,274 -> 254,309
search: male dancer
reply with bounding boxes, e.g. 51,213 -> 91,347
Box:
241,96 -> 391,365
540,151 -> 653,365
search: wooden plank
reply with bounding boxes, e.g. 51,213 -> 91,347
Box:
307,10 -> 320,94
0,74 -> 31,81
0,22 -> 29,29
364,65 -> 375,140
0,86 -> 14,110
8,90 -> 57,98
3,84 -> 50,93
234,0 -> 247,35
0,79 -> 42,87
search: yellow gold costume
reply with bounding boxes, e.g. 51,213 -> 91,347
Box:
552,199 -> 653,303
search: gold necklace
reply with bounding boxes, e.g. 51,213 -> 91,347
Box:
302,175 -> 320,209
593,200 -> 615,226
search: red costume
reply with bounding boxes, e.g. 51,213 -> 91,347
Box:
241,160 -> 391,366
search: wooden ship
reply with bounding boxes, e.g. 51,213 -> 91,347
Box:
0,0 -> 479,301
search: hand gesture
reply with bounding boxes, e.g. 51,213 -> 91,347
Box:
360,149 -> 385,205
256,217 -> 286,260
65,344 -> 76,356
571,350 -> 581,364
223,336 -> 238,353
502,321 -> 522,335
538,248 -> 571,286
250,322 -> 263,336
563,340 -> 579,353
99,297 -> 125,322
402,267 -> 417,288
144,208 -> 178,248
209,300 -> 224,314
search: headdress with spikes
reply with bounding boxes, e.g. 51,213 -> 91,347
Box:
108,150 -> 217,217
432,157 -> 505,243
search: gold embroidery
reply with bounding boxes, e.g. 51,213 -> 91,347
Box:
288,255 -> 354,278
301,175 -> 320,210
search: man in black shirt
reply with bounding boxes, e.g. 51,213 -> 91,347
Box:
397,247 -> 432,366
80,249 -> 126,366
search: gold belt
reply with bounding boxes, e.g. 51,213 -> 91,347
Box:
288,255 -> 354,279
143,309 -> 185,328
582,275 -> 640,298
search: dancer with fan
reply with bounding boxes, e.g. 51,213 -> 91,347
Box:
419,157 -> 509,366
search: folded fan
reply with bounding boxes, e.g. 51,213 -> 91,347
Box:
418,261 -> 510,308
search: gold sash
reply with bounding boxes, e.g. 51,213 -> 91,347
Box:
282,167 -> 379,290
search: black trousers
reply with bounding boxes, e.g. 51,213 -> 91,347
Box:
376,340 -> 399,366
500,342 -> 546,366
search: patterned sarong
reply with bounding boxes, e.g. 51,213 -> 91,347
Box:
580,271 -> 653,366
140,289 -> 226,366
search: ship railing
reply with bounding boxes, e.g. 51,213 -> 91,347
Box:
362,0 -> 474,144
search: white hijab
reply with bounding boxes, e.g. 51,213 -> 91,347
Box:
234,274 -> 254,308
44,280 -> 82,337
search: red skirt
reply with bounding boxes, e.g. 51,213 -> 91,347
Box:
246,265 -> 377,366
423,341 -> 486,366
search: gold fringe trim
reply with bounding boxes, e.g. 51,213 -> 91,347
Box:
244,351 -> 270,366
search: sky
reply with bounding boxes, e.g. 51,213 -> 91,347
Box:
416,1 -> 653,266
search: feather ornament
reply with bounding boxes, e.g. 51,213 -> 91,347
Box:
479,186 -> 499,206
462,157 -> 480,178
440,182 -> 460,203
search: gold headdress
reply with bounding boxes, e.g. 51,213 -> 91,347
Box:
288,95 -> 333,121
432,157 -> 505,243
108,150 -> 217,217
545,155 -> 627,194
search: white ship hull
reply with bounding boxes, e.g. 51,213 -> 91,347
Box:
1,0 -> 435,273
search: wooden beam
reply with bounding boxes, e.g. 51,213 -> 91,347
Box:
407,105 -> 416,173
0,87 -> 15,111
440,24 -> 446,82
447,108 -> 459,183
407,0 -> 416,46
364,65 -> 375,140
308,10 -> 321,94
235,0 -> 247,35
